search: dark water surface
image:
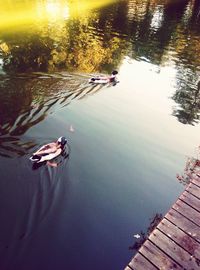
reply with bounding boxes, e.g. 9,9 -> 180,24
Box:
0,1 -> 200,269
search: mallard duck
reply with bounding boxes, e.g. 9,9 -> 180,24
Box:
89,70 -> 118,84
30,136 -> 67,163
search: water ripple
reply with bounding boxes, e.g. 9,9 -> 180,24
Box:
0,72 -> 109,157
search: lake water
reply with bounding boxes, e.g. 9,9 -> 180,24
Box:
0,0 -> 200,269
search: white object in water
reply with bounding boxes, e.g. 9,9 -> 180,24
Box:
133,234 -> 141,239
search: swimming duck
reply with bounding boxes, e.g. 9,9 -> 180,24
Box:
89,70 -> 118,84
30,136 -> 67,163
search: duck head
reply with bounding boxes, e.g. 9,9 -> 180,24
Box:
111,70 -> 118,76
57,136 -> 67,147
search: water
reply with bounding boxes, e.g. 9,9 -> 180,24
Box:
0,0 -> 200,269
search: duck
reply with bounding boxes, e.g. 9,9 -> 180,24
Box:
89,70 -> 118,84
30,136 -> 67,163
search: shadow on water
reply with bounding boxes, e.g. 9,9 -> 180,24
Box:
0,72 -> 110,158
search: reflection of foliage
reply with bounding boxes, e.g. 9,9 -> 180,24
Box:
0,0 -> 197,73
172,74 -> 200,125
0,10 -> 126,73
176,146 -> 200,185
0,136 -> 37,158
170,0 -> 200,125
129,213 -> 163,251
0,73 -> 105,157
0,0 -> 200,124
3,34 -> 54,72
60,17 -> 126,73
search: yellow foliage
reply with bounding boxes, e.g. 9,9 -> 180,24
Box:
0,42 -> 9,53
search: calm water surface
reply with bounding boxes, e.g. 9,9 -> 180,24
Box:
0,1 -> 200,269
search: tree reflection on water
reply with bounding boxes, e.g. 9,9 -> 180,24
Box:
2,0 -> 199,73
0,0 -> 200,129
0,14 -> 126,73
172,75 -> 200,125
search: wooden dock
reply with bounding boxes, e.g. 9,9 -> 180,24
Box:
125,175 -> 200,270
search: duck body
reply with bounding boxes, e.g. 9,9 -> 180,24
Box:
88,77 -> 110,84
29,137 -> 67,163
89,70 -> 118,84
29,148 -> 62,163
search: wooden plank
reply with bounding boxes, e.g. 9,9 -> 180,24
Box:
173,199 -> 200,226
186,183 -> 200,199
192,178 -> 200,188
158,218 -> 200,260
180,191 -> 200,212
166,209 -> 200,242
126,173 -> 200,269
139,239 -> 182,270
128,252 -> 157,270
148,228 -> 200,269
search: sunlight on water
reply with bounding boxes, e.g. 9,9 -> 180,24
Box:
0,0 -> 117,30
37,1 -> 70,21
